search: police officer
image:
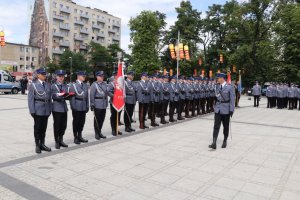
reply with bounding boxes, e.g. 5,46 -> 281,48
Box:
148,74 -> 160,127
287,84 -> 296,110
177,76 -> 186,120
266,84 -> 272,108
137,72 -> 150,129
252,81 -> 261,107
28,68 -> 52,154
277,84 -> 284,109
209,73 -> 235,149
161,75 -> 170,124
185,77 -> 193,118
169,76 -> 179,122
108,72 -> 123,136
124,71 -> 136,132
69,71 -> 89,144
90,71 -> 108,140
51,70 -> 69,149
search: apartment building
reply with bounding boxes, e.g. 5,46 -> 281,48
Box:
30,0 -> 121,63
0,43 -> 40,73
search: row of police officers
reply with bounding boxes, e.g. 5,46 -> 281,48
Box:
28,68 -> 223,154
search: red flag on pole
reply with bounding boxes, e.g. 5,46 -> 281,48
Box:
227,71 -> 231,84
112,62 -> 125,112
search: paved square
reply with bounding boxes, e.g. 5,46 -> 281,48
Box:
0,94 -> 300,200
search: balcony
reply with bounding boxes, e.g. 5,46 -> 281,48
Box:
74,36 -> 84,41
59,24 -> 70,31
74,20 -> 85,26
97,18 -> 106,24
80,29 -> 89,35
112,35 -> 120,41
59,40 -> 70,47
80,44 -> 87,50
60,7 -> 71,14
97,32 -> 105,38
92,24 -> 101,30
53,32 -> 64,38
53,15 -> 64,21
108,28 -> 116,33
92,39 -> 101,44
112,21 -> 121,27
80,13 -> 90,19
52,48 -> 64,55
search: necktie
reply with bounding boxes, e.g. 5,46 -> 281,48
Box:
220,85 -> 223,90
42,82 -> 45,89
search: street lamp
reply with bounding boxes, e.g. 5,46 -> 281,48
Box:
69,57 -> 72,83
168,31 -> 190,80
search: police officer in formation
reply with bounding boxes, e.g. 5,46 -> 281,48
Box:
252,81 -> 261,107
136,72 -> 151,129
124,71 -> 137,132
209,73 -> 235,150
90,71 -> 108,140
28,68 -> 52,154
51,70 -> 69,149
266,82 -> 300,110
69,71 -> 89,144
29,68 -> 219,154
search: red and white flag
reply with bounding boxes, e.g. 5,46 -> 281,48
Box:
112,62 -> 125,112
227,71 -> 231,84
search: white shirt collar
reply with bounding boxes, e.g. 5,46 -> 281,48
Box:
38,79 -> 44,85
221,82 -> 226,88
77,80 -> 82,84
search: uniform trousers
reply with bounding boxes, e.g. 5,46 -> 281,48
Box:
33,115 -> 49,145
72,110 -> 86,137
52,112 -> 67,142
94,108 -> 106,134
124,103 -> 135,128
213,112 -> 230,141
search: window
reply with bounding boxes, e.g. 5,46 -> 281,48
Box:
26,57 -> 30,61
32,57 -> 36,62
60,4 -> 63,8
20,56 -> 24,61
26,48 -> 29,53
74,9 -> 77,13
20,47 -> 24,52
3,75 -> 12,82
53,2 -> 57,8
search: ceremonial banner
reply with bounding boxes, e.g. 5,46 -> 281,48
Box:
112,62 -> 125,112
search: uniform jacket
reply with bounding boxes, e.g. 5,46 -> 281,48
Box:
162,82 -> 171,101
178,82 -> 186,100
124,79 -> 137,104
169,82 -> 180,102
252,85 -> 261,96
69,80 -> 89,112
136,80 -> 151,103
90,81 -> 108,109
149,81 -> 161,103
28,80 -> 52,116
214,83 -> 235,115
185,83 -> 194,100
51,82 -> 68,112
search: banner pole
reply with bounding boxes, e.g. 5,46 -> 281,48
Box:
116,111 -> 118,136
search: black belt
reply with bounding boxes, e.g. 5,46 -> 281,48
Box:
95,97 -> 104,99
35,99 -> 50,103
126,94 -> 133,96
75,98 -> 84,101
142,93 -> 150,96
217,100 -> 230,103
53,99 -> 65,102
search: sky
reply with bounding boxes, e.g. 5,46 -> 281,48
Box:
0,0 -> 228,53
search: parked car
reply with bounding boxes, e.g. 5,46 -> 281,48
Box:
0,70 -> 21,94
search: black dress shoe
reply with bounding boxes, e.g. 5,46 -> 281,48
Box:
209,138 -> 217,150
144,125 -> 149,129
125,128 -> 132,133
118,122 -> 124,126
55,142 -> 60,149
79,137 -> 88,143
35,146 -> 41,154
95,133 -> 100,140
221,141 -> 227,148
74,138 -> 81,144
99,133 -> 106,139
129,127 -> 136,132
118,131 -> 123,135
40,144 -> 51,152
59,141 -> 68,148
154,123 -> 159,126
112,131 -> 117,136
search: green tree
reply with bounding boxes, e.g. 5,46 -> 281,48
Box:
129,10 -> 166,75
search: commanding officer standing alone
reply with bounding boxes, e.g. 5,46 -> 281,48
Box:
252,81 -> 261,107
69,71 -> 89,144
209,73 -> 235,150
51,70 -> 70,149
90,71 -> 108,140
28,68 -> 52,154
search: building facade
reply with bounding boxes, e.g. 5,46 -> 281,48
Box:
29,0 -> 121,63
0,43 -> 40,73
